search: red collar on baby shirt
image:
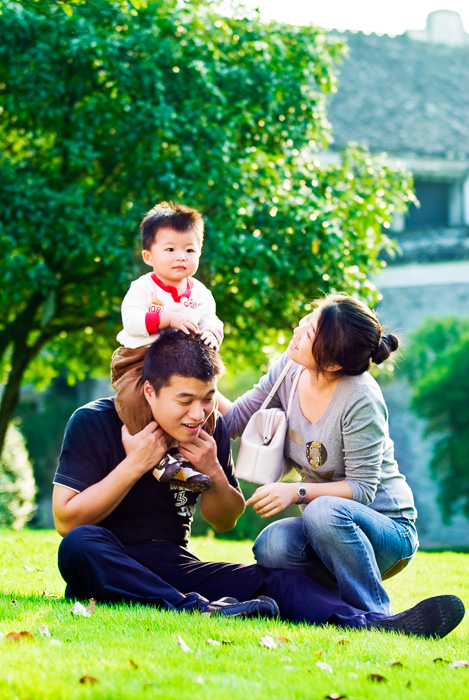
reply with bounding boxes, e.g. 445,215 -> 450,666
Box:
151,274 -> 194,302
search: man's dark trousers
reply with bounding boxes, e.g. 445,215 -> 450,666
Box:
58,525 -> 388,628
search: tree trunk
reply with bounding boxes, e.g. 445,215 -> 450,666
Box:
0,345 -> 31,459
0,331 -> 50,460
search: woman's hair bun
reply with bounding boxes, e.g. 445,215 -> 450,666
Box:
371,333 -> 399,365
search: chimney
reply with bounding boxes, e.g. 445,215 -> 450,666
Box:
406,10 -> 469,47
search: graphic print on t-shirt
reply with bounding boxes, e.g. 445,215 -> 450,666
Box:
171,484 -> 195,520
150,293 -> 164,313
306,441 -> 327,469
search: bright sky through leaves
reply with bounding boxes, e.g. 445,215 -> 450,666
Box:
242,0 -> 469,35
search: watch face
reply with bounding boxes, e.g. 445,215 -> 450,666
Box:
298,486 -> 307,503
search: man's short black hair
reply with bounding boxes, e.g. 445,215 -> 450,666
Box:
142,329 -> 225,396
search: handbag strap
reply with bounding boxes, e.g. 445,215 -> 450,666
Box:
259,358 -> 294,411
286,366 -> 302,418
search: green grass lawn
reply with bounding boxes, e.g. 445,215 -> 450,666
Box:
0,529 -> 468,699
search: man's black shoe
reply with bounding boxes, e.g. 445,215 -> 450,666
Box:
367,595 -> 465,639
206,596 -> 280,619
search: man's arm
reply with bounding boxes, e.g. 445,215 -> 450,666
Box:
53,422 -> 168,536
178,430 -> 245,532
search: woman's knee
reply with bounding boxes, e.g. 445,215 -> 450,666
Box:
253,519 -> 305,568
302,496 -> 351,541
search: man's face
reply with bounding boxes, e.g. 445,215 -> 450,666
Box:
143,375 -> 216,443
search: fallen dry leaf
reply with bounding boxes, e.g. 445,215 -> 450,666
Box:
316,662 -> 333,674
259,635 -> 277,649
71,601 -> 95,617
38,625 -> 51,637
313,649 -> 324,657
43,590 -> 61,598
390,661 -> 403,668
276,636 -> 290,645
325,694 -> 347,699
206,638 -> 221,646
449,660 -> 469,668
79,676 -> 98,685
368,674 -> 387,682
433,657 -> 450,664
129,659 -> 138,669
337,638 -> 350,646
5,631 -> 35,642
177,635 -> 192,653
11,552 -> 42,572
10,599 -> 18,607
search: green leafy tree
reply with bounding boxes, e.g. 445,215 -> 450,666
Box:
0,0 -> 147,17
0,0 -> 413,456
404,317 -> 469,522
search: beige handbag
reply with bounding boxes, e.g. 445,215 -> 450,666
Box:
235,360 -> 301,484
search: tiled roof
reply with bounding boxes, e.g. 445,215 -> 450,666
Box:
327,30 -> 469,159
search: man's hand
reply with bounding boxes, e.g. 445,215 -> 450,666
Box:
179,429 -> 246,533
121,422 -> 168,476
160,310 -> 199,334
246,483 -> 298,518
199,329 -> 220,349
178,429 -> 220,477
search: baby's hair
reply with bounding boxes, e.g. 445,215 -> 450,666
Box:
140,201 -> 204,250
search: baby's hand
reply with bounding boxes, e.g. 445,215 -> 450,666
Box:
199,329 -> 220,349
160,310 -> 199,334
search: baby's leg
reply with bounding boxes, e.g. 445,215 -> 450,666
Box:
111,346 -> 152,435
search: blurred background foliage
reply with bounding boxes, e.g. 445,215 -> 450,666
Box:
0,424 -> 36,528
403,317 -> 469,524
0,0 -> 416,530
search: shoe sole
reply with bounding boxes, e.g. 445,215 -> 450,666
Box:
370,595 -> 465,639
170,480 -> 211,492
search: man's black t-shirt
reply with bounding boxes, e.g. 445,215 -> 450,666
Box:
53,398 -> 238,546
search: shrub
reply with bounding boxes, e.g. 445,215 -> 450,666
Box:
0,424 -> 36,528
403,316 -> 469,522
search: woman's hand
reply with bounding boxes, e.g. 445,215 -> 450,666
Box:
246,483 -> 298,518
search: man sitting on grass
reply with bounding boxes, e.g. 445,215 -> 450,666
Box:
52,330 -> 465,637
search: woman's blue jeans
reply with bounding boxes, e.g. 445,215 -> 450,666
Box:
252,496 -> 419,615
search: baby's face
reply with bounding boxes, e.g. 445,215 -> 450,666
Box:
142,227 -> 201,287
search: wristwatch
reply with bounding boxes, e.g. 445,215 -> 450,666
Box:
297,484 -> 307,505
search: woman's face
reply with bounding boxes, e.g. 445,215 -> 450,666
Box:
287,308 -> 321,369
